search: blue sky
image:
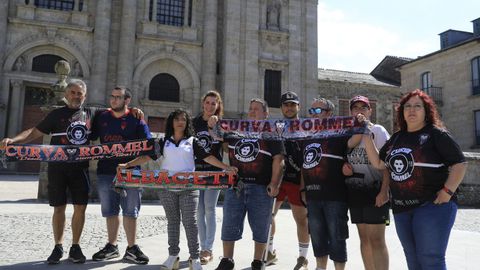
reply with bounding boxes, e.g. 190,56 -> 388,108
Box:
317,0 -> 480,73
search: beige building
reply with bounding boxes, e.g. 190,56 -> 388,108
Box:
399,18 -> 480,151
317,58 -> 405,135
0,0 -> 318,140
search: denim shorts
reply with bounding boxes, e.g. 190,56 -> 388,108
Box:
96,174 -> 142,218
221,183 -> 274,243
307,200 -> 349,262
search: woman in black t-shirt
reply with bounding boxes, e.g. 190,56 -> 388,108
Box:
192,90 -> 224,265
363,89 -> 467,270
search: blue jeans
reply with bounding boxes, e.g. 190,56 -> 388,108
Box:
197,189 -> 220,251
307,200 -> 349,262
394,201 -> 457,270
221,184 -> 274,243
96,174 -> 142,218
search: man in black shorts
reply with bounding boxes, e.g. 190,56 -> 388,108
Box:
1,79 -> 95,264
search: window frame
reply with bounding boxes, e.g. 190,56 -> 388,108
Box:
421,71 -> 432,91
475,110 -> 480,146
471,57 -> 480,96
33,0 -> 82,11
264,69 -> 282,108
154,0 -> 185,27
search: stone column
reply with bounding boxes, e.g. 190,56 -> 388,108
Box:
0,0 -> 8,65
304,0 -> 318,104
74,0 -> 80,11
221,0 -> 242,116
144,0 -> 150,21
116,0 -> 137,88
7,80 -> 24,137
184,0 -> 190,26
200,0 -> 217,96
89,0 -> 112,104
152,0 -> 158,22
0,0 -> 9,136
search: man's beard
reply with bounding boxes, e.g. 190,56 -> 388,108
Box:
111,106 -> 125,112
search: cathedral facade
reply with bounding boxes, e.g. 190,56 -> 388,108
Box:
0,0 -> 318,137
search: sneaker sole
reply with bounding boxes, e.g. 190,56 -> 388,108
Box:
123,256 -> 149,265
92,253 -> 120,261
68,257 -> 86,264
265,257 -> 278,266
47,260 -> 60,265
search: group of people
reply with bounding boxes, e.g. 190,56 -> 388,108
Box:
0,78 -> 467,270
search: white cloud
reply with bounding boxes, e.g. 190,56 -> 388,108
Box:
317,3 -> 436,73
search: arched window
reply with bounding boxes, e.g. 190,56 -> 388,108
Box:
149,73 -> 180,102
31,54 -> 65,73
32,0 -> 83,11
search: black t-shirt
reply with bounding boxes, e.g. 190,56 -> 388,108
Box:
301,136 -> 349,201
283,140 -> 302,185
225,138 -> 285,185
379,124 -> 465,213
193,115 -> 223,171
36,106 -> 99,168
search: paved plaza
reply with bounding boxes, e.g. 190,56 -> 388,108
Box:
0,174 -> 479,269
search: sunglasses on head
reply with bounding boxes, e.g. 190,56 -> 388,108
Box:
309,107 -> 329,115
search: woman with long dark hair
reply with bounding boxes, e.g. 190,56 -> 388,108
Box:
118,109 -> 236,270
363,89 -> 467,270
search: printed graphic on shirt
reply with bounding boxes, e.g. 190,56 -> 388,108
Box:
196,131 -> 213,153
234,139 -> 260,162
302,143 -> 322,169
419,133 -> 430,145
66,121 -> 88,145
386,147 -> 414,182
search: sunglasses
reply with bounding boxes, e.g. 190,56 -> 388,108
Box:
308,107 -> 329,115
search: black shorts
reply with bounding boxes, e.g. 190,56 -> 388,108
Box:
47,165 -> 90,206
349,204 -> 390,225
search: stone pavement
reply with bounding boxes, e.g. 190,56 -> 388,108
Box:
0,174 -> 480,269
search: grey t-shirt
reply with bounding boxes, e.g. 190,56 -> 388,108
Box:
346,124 -> 390,206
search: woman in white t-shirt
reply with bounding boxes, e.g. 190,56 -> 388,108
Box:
118,109 -> 237,270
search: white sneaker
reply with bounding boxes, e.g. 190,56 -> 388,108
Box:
160,255 -> 180,270
189,258 -> 203,270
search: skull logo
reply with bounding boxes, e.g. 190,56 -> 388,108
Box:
306,152 -> 314,163
241,146 -> 251,156
393,159 -> 404,173
74,129 -> 84,139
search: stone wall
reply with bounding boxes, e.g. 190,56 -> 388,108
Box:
457,152 -> 480,207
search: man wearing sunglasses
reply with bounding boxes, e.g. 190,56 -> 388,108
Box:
90,87 -> 151,264
269,91 -> 310,270
300,97 -> 362,270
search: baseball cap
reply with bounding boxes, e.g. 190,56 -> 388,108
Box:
349,95 -> 370,109
281,91 -> 299,104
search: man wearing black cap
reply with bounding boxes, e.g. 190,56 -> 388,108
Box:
268,91 -> 310,270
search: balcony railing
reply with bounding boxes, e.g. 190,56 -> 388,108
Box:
422,86 -> 443,105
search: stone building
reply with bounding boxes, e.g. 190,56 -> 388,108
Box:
398,17 -> 480,152
0,0 -> 318,142
317,61 -> 405,134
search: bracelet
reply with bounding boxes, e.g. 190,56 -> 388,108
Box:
442,186 -> 454,196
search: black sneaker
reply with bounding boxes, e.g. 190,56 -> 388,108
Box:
47,244 -> 63,264
123,245 -> 149,264
215,258 -> 235,270
251,259 -> 264,270
92,243 -> 120,261
68,244 -> 86,263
